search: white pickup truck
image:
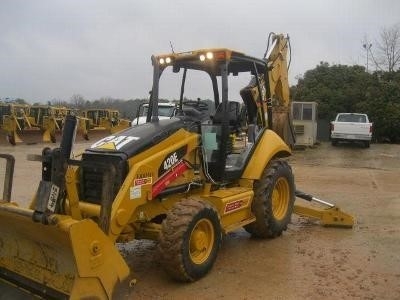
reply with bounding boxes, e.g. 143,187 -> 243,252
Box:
330,113 -> 372,147
132,102 -> 177,126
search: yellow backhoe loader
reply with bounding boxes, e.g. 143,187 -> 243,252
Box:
0,33 -> 354,298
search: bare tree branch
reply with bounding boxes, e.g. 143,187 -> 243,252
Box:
70,94 -> 86,109
373,23 -> 400,72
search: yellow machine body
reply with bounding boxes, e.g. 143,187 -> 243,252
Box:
0,37 -> 354,298
0,124 -> 291,297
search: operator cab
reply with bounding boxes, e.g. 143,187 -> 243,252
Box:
149,49 -> 270,183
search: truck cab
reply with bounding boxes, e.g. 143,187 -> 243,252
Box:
132,102 -> 177,126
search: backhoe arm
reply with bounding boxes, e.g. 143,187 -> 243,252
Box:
265,33 -> 290,108
264,33 -> 296,147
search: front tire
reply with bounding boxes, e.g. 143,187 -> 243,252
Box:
159,198 -> 222,282
244,159 -> 295,238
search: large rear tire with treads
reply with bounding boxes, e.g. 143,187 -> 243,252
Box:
244,159 -> 295,238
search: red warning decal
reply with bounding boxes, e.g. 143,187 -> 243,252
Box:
134,177 -> 152,186
224,200 -> 244,214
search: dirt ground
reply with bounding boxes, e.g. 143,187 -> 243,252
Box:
0,141 -> 399,299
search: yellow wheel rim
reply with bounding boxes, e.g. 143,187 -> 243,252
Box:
189,218 -> 214,265
271,177 -> 290,220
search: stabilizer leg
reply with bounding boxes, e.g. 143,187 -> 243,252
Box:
294,190 -> 355,228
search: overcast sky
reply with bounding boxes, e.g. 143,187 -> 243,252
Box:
1,0 -> 399,103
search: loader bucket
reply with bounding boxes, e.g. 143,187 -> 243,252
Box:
0,128 -> 22,146
0,206 -> 132,299
42,128 -> 54,143
13,129 -> 49,145
7,131 -> 23,145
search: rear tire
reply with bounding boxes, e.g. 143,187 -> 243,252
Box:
244,159 -> 295,238
159,198 -> 222,282
364,141 -> 370,148
331,139 -> 338,146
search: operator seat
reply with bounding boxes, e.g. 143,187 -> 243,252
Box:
211,101 -> 241,133
240,81 -> 260,143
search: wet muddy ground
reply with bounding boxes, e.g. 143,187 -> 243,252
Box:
1,141 -> 399,299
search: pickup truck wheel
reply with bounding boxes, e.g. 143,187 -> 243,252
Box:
244,159 -> 295,238
364,141 -> 370,148
159,198 -> 222,282
331,139 -> 338,146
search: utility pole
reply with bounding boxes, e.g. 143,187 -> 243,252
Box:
363,43 -> 372,72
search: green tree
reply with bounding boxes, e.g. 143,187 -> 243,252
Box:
356,71 -> 400,142
13,98 -> 28,104
291,63 -> 400,142
292,62 -> 372,120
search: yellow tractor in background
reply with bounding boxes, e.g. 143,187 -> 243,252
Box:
0,33 -> 354,298
81,108 -> 131,134
28,105 -> 64,143
27,105 -> 90,143
0,104 -> 90,145
0,102 -> 38,145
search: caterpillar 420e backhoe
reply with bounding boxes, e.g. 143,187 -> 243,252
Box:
0,33 -> 353,298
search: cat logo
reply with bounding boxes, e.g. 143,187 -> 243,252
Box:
91,135 -> 139,150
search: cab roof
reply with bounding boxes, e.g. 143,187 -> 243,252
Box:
155,48 -> 267,76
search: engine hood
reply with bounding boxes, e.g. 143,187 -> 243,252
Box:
85,118 -> 186,157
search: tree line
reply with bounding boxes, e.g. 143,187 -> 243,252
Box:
7,65 -> 400,143
4,24 -> 399,142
